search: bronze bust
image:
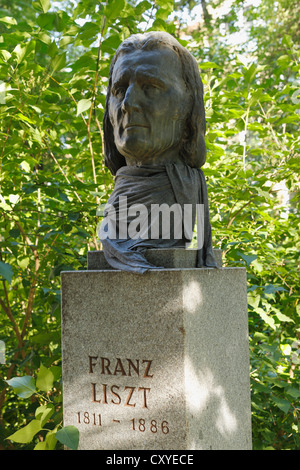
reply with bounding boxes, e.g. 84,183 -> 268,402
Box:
99,32 -> 216,273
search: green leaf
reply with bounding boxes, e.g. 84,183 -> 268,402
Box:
33,0 -> 51,13
0,261 -> 13,284
271,396 -> 290,414
13,44 -> 27,64
50,365 -> 62,382
6,376 -> 36,398
51,53 -> 66,72
78,22 -> 99,42
16,113 -> 35,124
40,0 -> 51,13
60,35 -> 74,47
76,98 -> 92,116
285,387 -> 300,399
37,31 -> 52,45
264,285 -> 288,294
37,12 -> 56,29
282,35 -> 293,48
20,160 -> 31,172
0,50 -> 11,61
0,16 -> 17,25
252,332 -> 268,345
9,194 -> 19,205
101,34 -> 122,53
251,259 -> 264,273
34,430 -> 57,450
34,440 -> 47,450
36,364 -> 54,392
134,0 -> 152,15
255,308 -> 276,330
199,62 -> 220,69
273,310 -> 294,323
156,4 -> 173,20
277,54 -> 290,66
240,253 -> 257,265
248,292 -> 260,309
58,190 -> 70,202
7,420 -> 42,443
105,0 -> 125,19
55,425 -> 79,450
17,257 -> 30,270
35,403 -> 55,427
243,63 -> 258,84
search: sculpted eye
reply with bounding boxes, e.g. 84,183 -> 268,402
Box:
142,83 -> 158,93
113,86 -> 127,99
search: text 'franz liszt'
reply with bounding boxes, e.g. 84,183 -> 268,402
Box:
88,355 -> 154,409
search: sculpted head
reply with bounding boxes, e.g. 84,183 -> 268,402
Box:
103,31 -> 206,175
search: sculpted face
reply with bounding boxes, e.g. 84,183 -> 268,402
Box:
108,47 -> 191,166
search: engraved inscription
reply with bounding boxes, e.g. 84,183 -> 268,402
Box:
77,411 -> 102,426
131,418 -> 169,434
91,383 -> 151,408
89,356 -> 153,378
75,412 -> 170,434
74,355 -> 170,437
89,355 -> 153,409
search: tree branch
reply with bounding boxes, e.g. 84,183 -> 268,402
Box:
0,282 -> 24,352
227,199 -> 253,228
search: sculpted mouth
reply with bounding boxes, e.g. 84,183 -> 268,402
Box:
125,124 -> 148,130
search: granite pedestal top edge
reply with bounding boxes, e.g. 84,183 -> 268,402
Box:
61,267 -> 247,277
87,248 -> 223,270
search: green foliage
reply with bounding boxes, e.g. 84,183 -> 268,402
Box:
4,364 -> 78,449
0,0 -> 299,450
55,425 -> 79,450
188,0 -> 300,449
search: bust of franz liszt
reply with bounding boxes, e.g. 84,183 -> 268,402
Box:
99,31 -> 216,273
103,31 -> 206,174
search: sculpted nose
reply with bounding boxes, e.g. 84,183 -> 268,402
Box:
121,84 -> 142,113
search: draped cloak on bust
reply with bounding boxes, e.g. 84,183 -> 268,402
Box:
98,163 -> 217,274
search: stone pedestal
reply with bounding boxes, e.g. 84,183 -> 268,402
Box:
61,249 -> 252,450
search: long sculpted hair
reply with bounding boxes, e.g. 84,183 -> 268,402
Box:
103,31 -> 207,175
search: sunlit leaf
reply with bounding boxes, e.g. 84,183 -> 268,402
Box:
36,364 -> 54,392
7,420 -> 42,443
76,98 -> 92,116
51,53 -> 66,72
0,17 -> 17,25
5,376 -> 36,398
35,403 -> 55,426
